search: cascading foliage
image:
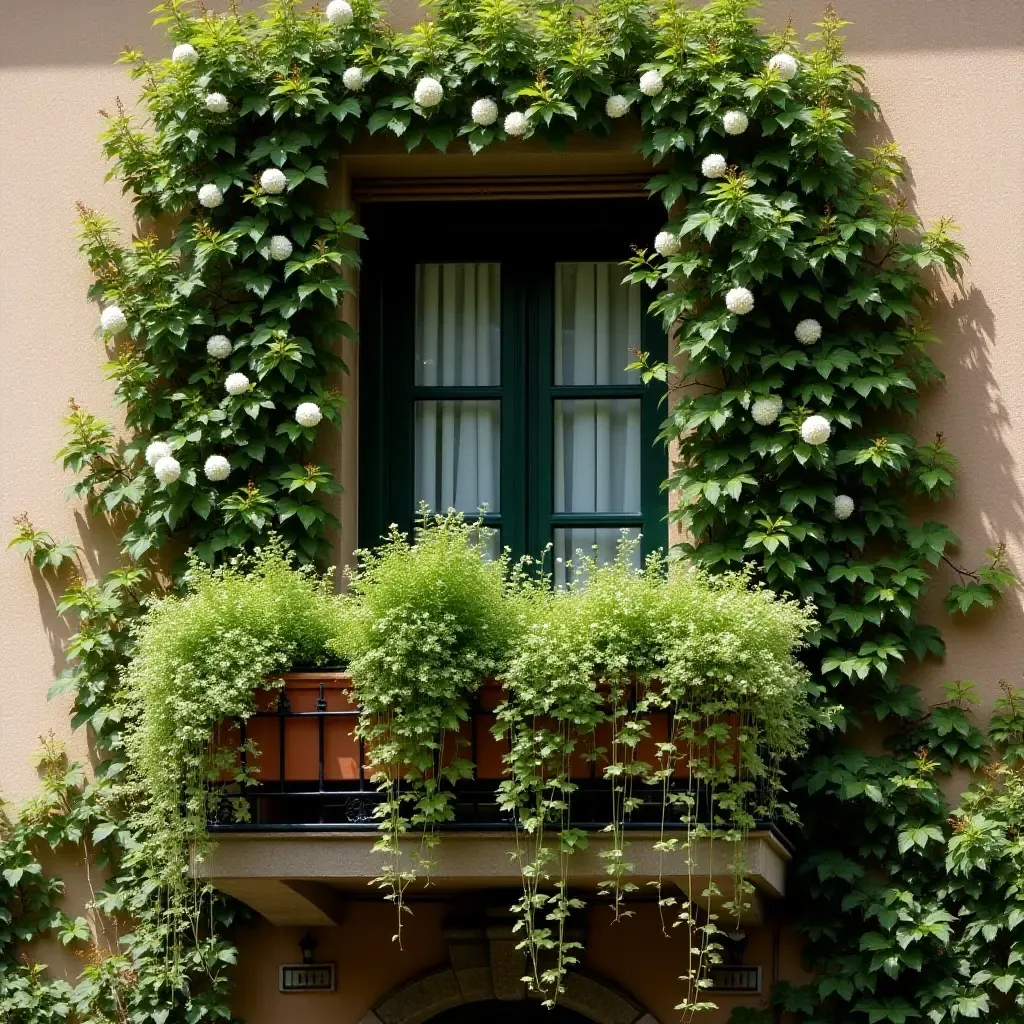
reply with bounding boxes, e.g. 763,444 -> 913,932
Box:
5,0 -> 1022,1022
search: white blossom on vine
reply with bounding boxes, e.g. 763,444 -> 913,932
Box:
268,235 -> 293,261
795,318 -> 822,345
414,77 -> 444,108
655,231 -> 681,257
701,153 -> 728,178
295,402 -> 323,428
325,0 -> 354,25
197,184 -> 223,209
768,52 -> 800,80
504,111 -> 528,136
752,396 -> 783,425
154,455 -> 181,485
205,92 -> 229,113
100,305 -> 127,334
145,441 -> 172,468
605,95 -> 630,118
723,110 -> 749,135
260,168 -> 287,194
833,494 -> 855,520
639,70 -> 664,96
801,415 -> 831,446
342,67 -> 365,91
224,372 -> 250,396
471,98 -> 499,125
171,43 -> 198,64
203,455 -> 231,482
206,335 -> 232,359
725,286 -> 755,315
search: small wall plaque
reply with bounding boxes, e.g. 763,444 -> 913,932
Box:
279,963 -> 336,993
707,965 -> 761,994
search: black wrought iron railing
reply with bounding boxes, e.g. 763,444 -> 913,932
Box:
206,675 -> 783,836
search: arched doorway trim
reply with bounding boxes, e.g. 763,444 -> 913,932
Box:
361,961 -> 660,1024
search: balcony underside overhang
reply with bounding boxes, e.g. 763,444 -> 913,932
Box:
198,830 -> 789,927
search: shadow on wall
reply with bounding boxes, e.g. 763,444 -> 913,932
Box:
1,0 -> 1022,68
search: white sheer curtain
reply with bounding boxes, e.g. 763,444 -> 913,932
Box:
553,263 -> 643,583
414,264 -> 501,517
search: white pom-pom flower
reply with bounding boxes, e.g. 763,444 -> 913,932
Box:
197,183 -> 223,209
225,372 -> 250,396
701,153 -> 728,179
504,111 -> 528,137
605,94 -> 630,119
145,441 -> 172,468
751,396 -> 783,426
725,286 -> 755,315
325,0 -> 354,25
723,110 -> 749,135
154,455 -> 182,485
295,402 -> 323,428
414,77 -> 444,109
172,43 -> 198,65
639,70 -> 664,96
795,318 -> 822,345
768,52 -> 800,81
205,92 -> 229,113
833,494 -> 855,520
268,235 -> 293,261
801,414 -> 831,446
206,334 -> 232,359
100,305 -> 127,334
260,168 -> 287,194
471,98 -> 499,126
204,455 -> 231,482
342,67 -> 365,91
654,231 -> 681,257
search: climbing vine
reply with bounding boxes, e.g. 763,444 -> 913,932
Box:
4,0 -> 1020,1022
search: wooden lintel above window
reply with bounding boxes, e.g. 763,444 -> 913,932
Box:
352,173 -> 651,203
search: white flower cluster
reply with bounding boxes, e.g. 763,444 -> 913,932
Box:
325,0 -> 354,25
145,441 -> 172,467
295,402 -> 323,427
795,318 -> 822,345
268,235 -> 293,261
725,286 -> 754,315
154,456 -> 181,485
100,305 -> 127,334
701,153 -> 728,179
833,494 -> 855,520
171,43 -> 198,65
639,70 -> 664,96
605,94 -> 630,119
225,372 -> 250,396
205,92 -> 229,113
343,67 -> 365,91
471,98 -> 498,126
207,334 -> 232,359
260,168 -> 287,194
198,183 -> 223,209
414,77 -> 444,108
751,395 -> 783,426
800,414 -> 831,446
723,110 -> 748,135
654,231 -> 681,257
504,111 -> 528,136
768,52 -> 800,81
204,455 -> 231,482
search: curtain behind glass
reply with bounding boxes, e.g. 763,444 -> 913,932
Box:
414,264 -> 501,517
553,263 -> 642,547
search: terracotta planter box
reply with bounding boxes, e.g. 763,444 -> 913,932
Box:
228,672 -> 733,785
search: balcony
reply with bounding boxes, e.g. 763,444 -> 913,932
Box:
200,671 -> 792,927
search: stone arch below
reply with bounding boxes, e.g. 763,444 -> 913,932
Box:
359,923 -> 660,1024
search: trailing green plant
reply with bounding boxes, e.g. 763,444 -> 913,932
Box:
120,540 -> 343,898
495,541 -> 817,1013
6,0 -> 1020,1020
333,511 -> 521,942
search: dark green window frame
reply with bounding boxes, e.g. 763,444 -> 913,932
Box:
359,199 -> 667,566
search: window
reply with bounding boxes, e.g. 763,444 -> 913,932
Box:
359,200 -> 667,578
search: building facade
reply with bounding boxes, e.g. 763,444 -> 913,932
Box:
2,2 -> 1024,1022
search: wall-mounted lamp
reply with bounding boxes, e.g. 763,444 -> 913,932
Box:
299,931 -> 318,965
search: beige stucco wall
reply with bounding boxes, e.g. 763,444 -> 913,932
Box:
2,0 -> 1023,1017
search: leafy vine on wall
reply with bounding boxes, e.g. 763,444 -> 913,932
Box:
4,0 -> 1022,1022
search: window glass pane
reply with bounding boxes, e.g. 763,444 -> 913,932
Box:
554,399 -> 641,514
415,263 -> 501,386
553,528 -> 642,588
470,527 -> 502,563
555,262 -> 641,385
415,400 -> 500,515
